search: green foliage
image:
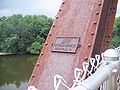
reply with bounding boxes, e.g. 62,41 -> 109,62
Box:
27,36 -> 45,54
0,14 -> 53,54
111,16 -> 120,48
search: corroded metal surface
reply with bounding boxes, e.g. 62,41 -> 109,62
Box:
28,0 -> 118,90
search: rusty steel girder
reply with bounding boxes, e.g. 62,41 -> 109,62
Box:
28,0 -> 118,90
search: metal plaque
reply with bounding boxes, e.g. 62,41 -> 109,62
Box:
52,37 -> 80,53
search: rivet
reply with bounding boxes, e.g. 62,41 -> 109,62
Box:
32,74 -> 35,77
96,11 -> 99,15
41,53 -> 44,55
91,32 -> 95,35
56,17 -> 59,19
49,33 -> 52,36
105,35 -> 107,38
62,2 -> 65,4
59,9 -> 62,12
85,57 -> 88,60
88,44 -> 92,47
36,63 -> 40,66
53,25 -> 55,27
107,40 -> 110,43
45,42 -> 48,45
93,21 -> 97,25
112,11 -> 115,13
98,3 -> 102,6
108,35 -> 111,38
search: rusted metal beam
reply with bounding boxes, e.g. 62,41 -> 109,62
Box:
28,0 -> 118,90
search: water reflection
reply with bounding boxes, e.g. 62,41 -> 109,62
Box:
0,55 -> 37,90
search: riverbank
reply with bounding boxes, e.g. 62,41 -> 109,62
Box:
0,52 -> 14,56
0,52 -> 39,56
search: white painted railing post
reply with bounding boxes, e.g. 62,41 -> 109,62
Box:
102,49 -> 120,90
73,49 -> 120,90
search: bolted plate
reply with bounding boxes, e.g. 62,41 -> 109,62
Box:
51,37 -> 80,53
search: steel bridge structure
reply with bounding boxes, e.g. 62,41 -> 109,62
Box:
27,0 -> 119,90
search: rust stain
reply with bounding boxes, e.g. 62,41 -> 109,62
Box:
28,0 -> 118,90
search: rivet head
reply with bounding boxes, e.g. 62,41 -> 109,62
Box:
85,57 -> 88,60
91,32 -> 95,35
32,74 -> 35,77
88,44 -> 92,47
62,2 -> 65,4
45,42 -> 48,45
107,40 -> 110,43
98,3 -> 102,6
49,33 -> 52,36
41,53 -> 44,55
108,35 -> 111,38
59,9 -> 62,12
112,11 -> 115,13
36,63 -> 40,66
105,35 -> 107,38
53,25 -> 55,27
96,11 -> 99,15
93,21 -> 97,25
56,17 -> 59,19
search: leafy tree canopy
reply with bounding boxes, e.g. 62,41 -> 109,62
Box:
111,16 -> 120,48
0,14 -> 53,54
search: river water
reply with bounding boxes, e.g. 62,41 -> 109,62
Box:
0,55 -> 38,90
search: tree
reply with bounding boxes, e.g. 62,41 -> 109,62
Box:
0,14 -> 53,54
111,16 -> 120,48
